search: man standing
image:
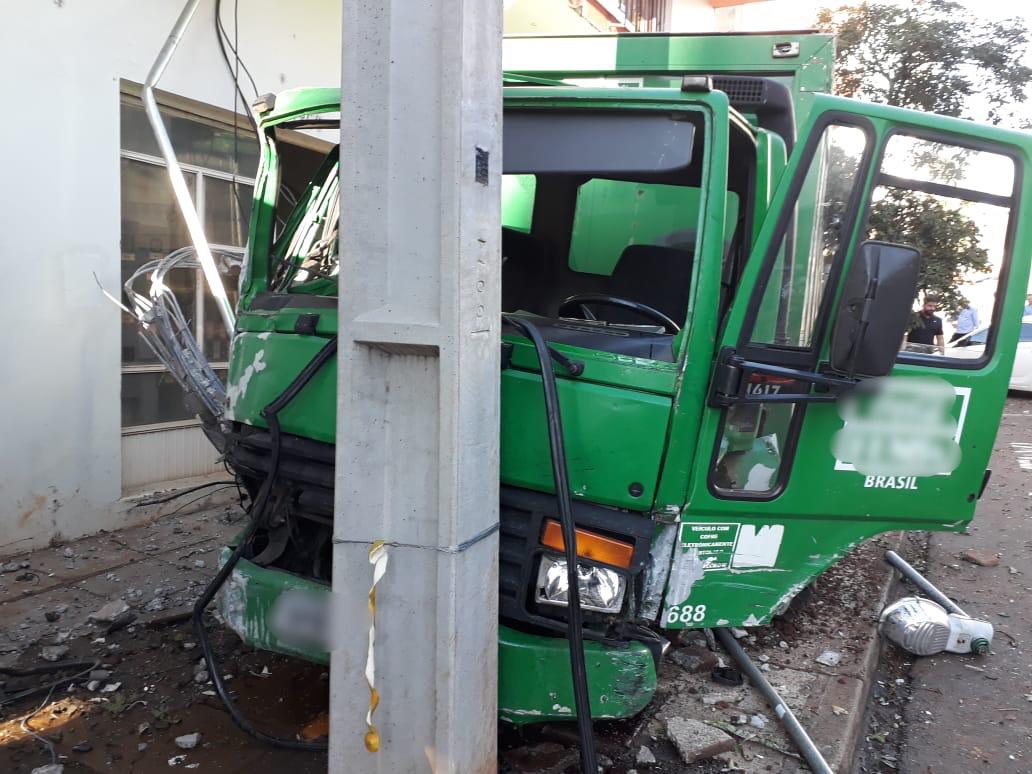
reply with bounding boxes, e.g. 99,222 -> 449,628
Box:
951,303 -> 980,346
906,295 -> 945,355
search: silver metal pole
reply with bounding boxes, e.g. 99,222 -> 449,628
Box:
715,628 -> 834,774
142,0 -> 236,334
884,550 -> 965,616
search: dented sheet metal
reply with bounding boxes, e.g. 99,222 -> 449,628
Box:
659,519 -> 894,629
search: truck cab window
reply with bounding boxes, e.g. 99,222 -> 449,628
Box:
502,108 -> 706,363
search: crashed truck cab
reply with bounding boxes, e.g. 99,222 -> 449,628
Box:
216,34 -> 1032,725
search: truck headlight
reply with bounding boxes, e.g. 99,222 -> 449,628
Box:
535,555 -> 626,614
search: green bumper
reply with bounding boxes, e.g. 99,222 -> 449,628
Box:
218,553 -> 657,723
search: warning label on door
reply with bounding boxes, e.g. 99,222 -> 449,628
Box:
679,522 -> 785,571
679,523 -> 740,571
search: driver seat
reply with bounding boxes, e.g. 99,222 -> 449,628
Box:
605,244 -> 694,326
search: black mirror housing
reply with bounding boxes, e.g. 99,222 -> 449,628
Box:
831,240 -> 920,377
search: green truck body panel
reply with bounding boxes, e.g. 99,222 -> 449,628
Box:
497,625 -> 656,725
218,551 -> 656,724
216,33 -> 1032,723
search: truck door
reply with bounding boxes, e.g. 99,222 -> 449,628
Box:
662,94 -> 1032,629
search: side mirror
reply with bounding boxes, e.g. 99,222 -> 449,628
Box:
831,240 -> 920,377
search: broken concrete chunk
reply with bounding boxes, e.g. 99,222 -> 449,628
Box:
175,732 -> 201,750
636,745 -> 656,765
1,561 -> 20,573
729,627 -> 749,639
961,549 -> 1000,567
101,682 -> 122,693
86,680 -> 101,692
30,765 -> 64,774
749,713 -> 768,729
89,599 -> 130,624
665,716 -> 735,764
62,547 -> 74,558
193,670 -> 209,684
815,650 -> 842,667
669,645 -> 719,674
40,645 -> 70,662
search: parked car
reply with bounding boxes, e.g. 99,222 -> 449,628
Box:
947,315 -> 1032,392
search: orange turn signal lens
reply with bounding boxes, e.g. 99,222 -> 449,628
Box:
541,520 -> 634,569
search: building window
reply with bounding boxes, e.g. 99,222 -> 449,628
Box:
119,94 -> 257,431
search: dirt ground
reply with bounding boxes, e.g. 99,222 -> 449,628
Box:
0,454 -> 918,773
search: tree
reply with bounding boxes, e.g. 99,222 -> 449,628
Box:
816,1 -> 1029,315
865,189 -> 990,313
816,1 -> 1032,126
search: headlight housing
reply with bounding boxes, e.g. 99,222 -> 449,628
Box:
535,555 -> 626,614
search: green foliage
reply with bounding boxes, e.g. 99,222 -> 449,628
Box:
816,0 -> 1018,312
816,0 -> 1032,125
866,189 -> 989,315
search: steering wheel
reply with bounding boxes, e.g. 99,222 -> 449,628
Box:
558,293 -> 681,334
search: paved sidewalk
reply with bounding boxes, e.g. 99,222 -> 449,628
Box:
899,395 -> 1032,772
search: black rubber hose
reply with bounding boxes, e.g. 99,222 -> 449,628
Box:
503,315 -> 596,774
192,336 -> 337,751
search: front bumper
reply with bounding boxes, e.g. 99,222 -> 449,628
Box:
218,551 -> 657,723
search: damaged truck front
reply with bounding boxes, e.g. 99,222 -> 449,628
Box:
168,33 -> 1032,726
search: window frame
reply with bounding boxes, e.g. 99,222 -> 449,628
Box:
858,126 -> 1024,371
736,112 -> 878,369
119,135 -> 255,433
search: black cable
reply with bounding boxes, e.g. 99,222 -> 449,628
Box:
132,479 -> 238,507
502,315 -> 596,774
192,337 -> 337,751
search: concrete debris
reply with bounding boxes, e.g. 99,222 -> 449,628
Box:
960,548 -> 1000,567
749,713 -> 768,729
832,705 -> 849,716
669,645 -> 719,674
106,610 -> 138,634
144,597 -> 167,613
731,713 -> 749,725
175,732 -> 201,749
101,682 -> 122,693
1,561 -> 21,573
194,670 -> 210,684
729,628 -> 749,639
636,745 -> 656,765
756,653 -> 769,663
168,755 -> 187,767
89,599 -> 131,623
62,547 -> 75,558
86,680 -> 101,691
815,650 -> 842,667
678,630 -> 709,648
54,630 -> 71,644
665,716 -> 735,764
40,645 -> 70,662
90,669 -> 112,681
193,559 -> 206,568
30,765 -> 64,774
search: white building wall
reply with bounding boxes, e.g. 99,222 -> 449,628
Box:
0,0 -> 341,555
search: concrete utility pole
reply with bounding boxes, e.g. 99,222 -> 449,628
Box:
330,1 -> 502,772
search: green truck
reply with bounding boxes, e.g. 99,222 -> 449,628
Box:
163,33 -> 1032,729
